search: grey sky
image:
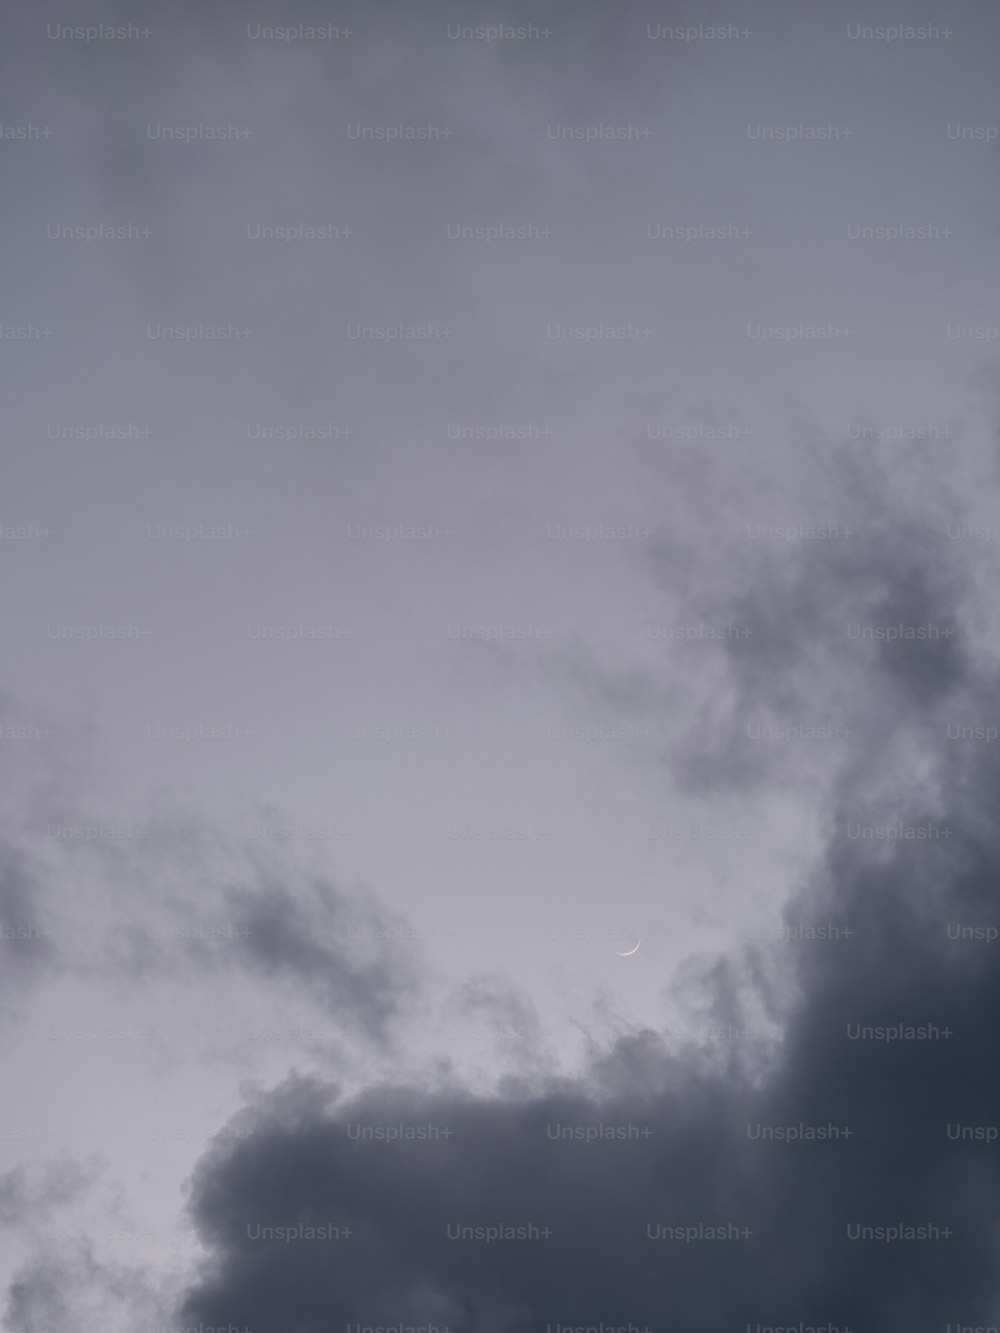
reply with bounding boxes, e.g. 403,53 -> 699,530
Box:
2,0 -> 1000,1328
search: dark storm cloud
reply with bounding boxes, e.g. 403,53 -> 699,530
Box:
172,434 -> 1000,1330
175,740 -> 1000,1332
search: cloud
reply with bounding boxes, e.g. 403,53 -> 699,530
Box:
0,721 -> 420,1047
173,765 -> 1000,1331
0,846 -> 58,987
171,477 -> 1000,1328
0,1157 -> 102,1230
3,1245 -> 162,1333
5,0 -> 1000,1329
542,429 -> 980,805
221,870 -> 420,1044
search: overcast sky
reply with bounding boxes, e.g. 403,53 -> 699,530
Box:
2,0 -> 1000,1330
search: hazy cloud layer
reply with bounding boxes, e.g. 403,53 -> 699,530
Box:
3,0 -> 1000,1327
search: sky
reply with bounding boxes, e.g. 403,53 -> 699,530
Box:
2,0 -> 1000,1329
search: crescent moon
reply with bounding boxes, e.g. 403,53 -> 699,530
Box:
614,938 -> 641,957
